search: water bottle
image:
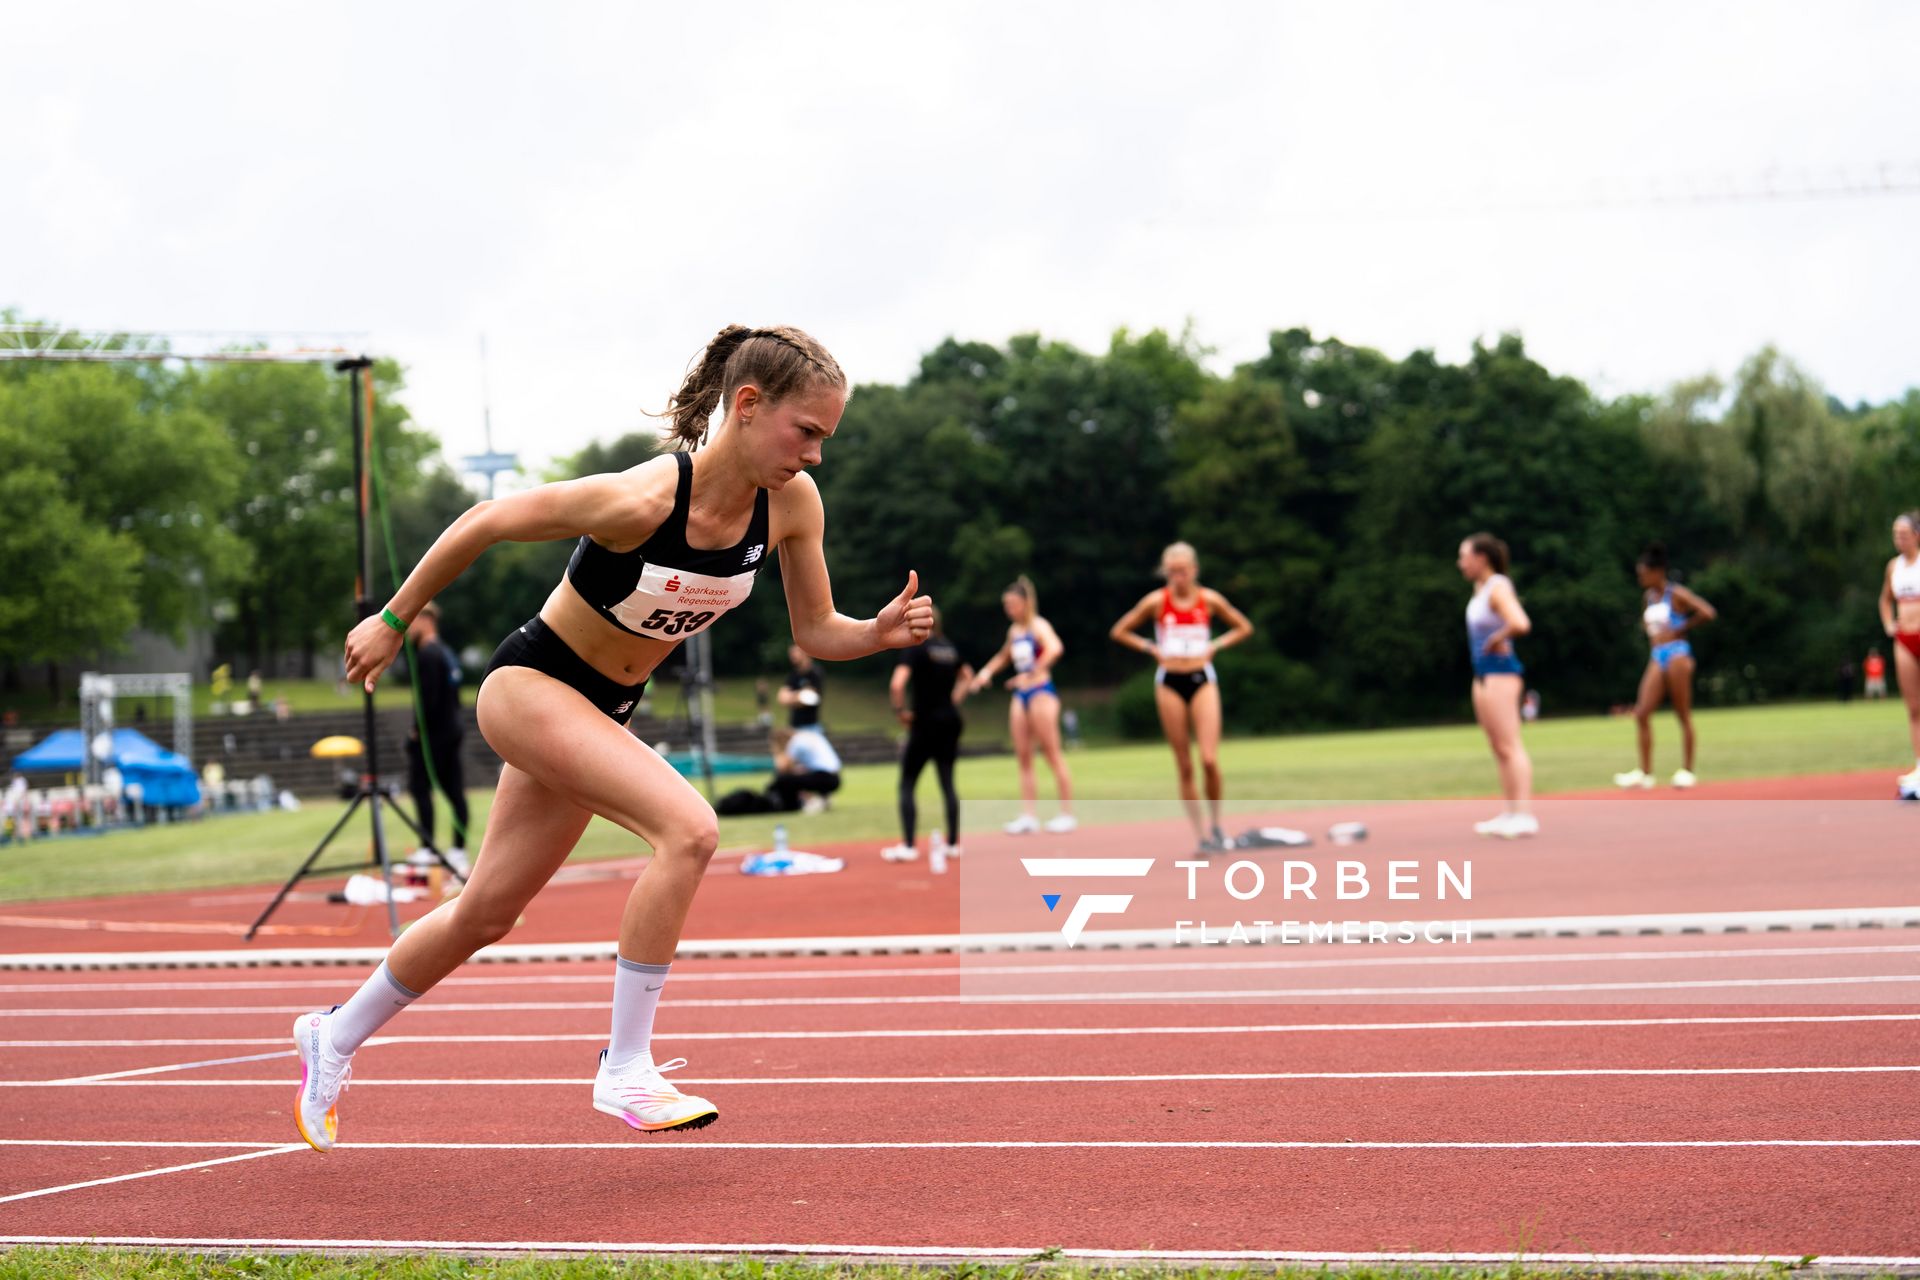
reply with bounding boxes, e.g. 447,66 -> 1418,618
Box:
772,824 -> 789,855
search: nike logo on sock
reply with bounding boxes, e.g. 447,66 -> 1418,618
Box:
645,983 -> 664,992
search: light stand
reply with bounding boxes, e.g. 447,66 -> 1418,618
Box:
246,358 -> 464,940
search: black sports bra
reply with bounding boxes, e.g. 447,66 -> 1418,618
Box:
564,452 -> 769,640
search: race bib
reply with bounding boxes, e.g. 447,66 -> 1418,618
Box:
609,563 -> 757,639
1158,621 -> 1212,659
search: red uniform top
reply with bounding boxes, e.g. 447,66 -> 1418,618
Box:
1155,589 -> 1212,660
1866,653 -> 1886,679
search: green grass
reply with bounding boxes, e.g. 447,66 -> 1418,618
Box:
0,1250 -> 1864,1280
4,676 -> 967,739
0,700 -> 1909,904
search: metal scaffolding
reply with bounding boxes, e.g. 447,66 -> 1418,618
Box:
76,673 -> 193,787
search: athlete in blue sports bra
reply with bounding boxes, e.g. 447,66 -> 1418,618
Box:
309,325 -> 933,1152
970,575 -> 1076,834
1614,541 -> 1716,790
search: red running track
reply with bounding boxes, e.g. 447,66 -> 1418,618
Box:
2,937 -> 1918,1261
1,771 -> 1915,957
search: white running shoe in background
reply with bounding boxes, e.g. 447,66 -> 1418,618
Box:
292,1008 -> 353,1152
1613,769 -> 1654,789
1043,813 -> 1077,834
879,842 -> 918,862
592,1051 -> 718,1133
1473,813 -> 1511,836
1497,812 -> 1541,838
1003,814 -> 1040,835
1671,769 -> 1697,789
1898,766 -> 1920,800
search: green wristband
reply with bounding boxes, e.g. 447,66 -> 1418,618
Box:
380,607 -> 408,633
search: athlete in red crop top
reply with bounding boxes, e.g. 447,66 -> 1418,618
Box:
1109,542 -> 1253,851
302,326 -> 933,1151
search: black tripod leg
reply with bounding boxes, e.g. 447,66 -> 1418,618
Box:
368,792 -> 401,939
246,791 -> 366,941
382,794 -> 466,884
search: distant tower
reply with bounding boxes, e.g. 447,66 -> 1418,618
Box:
461,334 -> 519,498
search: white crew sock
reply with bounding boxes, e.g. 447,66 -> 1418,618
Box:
327,960 -> 421,1056
605,956 -> 671,1073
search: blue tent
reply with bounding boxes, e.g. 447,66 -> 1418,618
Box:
11,728 -> 202,808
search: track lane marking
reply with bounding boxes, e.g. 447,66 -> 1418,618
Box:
0,1237 -> 1913,1264
7,1064 -> 1920,1087
6,1011 -> 1920,1048
6,971 -> 1919,1016
5,941 -> 1918,994
0,1144 -> 306,1205
2,1138 -> 1913,1149
45,1049 -> 296,1083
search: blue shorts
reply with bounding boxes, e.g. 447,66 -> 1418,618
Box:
1472,653 -> 1524,679
1651,640 -> 1692,671
1013,681 -> 1058,707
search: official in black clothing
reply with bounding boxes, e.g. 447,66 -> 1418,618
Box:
778,643 -> 825,728
405,603 -> 470,860
882,608 -> 973,863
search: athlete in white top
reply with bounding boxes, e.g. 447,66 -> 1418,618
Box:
970,575 -> 1075,833
1877,511 -> 1920,794
1613,541 -> 1717,790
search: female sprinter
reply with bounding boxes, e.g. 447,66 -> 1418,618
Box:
881,606 -> 973,863
1108,542 -> 1254,852
1878,510 -> 1920,797
969,577 -> 1075,833
1459,533 -> 1537,838
1613,542 -> 1716,789
293,326 -> 933,1150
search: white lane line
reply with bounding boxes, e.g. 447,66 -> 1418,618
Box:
0,1237 -> 1913,1266
6,1011 -> 1920,1048
0,1140 -> 288,1148
3,1138 -> 1919,1151
7,941 -> 1919,994
8,906 -> 1918,971
8,1064 -> 1920,1087
0,1144 -> 306,1205
6,972 -> 1919,1016
47,1050 -> 297,1084
8,1138 -> 1913,1150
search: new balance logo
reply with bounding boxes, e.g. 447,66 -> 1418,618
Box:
1020,857 -> 1155,946
743,544 -> 764,566
613,700 -> 634,715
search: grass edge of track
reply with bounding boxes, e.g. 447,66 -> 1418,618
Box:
0,1246 -> 1902,1280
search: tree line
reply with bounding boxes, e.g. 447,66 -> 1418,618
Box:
5,320 -> 1915,733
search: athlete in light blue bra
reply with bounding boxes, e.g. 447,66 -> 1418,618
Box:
1459,532 -> 1536,838
1615,541 -> 1717,790
970,575 -> 1075,833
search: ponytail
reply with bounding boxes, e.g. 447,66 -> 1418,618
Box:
656,324 -> 848,448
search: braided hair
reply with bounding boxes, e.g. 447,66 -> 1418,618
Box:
657,325 -> 848,447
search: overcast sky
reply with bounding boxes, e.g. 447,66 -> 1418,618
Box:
6,1 -> 1916,477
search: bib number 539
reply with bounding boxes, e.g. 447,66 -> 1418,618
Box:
640,608 -> 716,637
